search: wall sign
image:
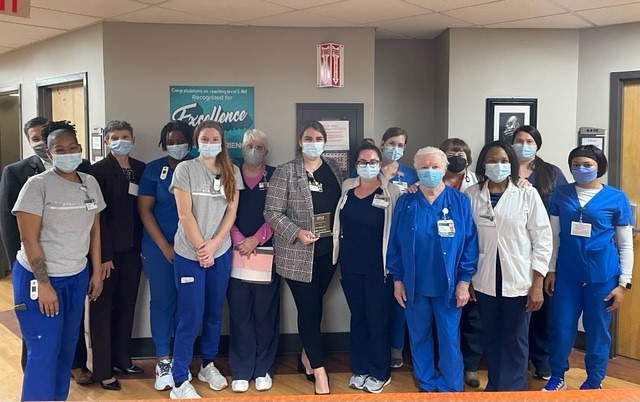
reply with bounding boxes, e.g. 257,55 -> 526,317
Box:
0,0 -> 29,17
317,43 -> 344,88
170,86 -> 254,160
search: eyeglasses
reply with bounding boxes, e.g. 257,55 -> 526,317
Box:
356,160 -> 380,168
244,144 -> 265,152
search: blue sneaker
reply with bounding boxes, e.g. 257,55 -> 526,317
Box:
579,381 -> 602,390
542,376 -> 567,391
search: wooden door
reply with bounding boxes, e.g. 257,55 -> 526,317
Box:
51,83 -> 87,157
618,79 -> 640,359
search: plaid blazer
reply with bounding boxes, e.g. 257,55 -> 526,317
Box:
264,156 -> 342,283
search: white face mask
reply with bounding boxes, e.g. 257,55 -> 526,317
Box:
199,143 -> 222,158
301,142 -> 324,159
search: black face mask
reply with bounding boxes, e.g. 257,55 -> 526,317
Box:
447,156 -> 467,173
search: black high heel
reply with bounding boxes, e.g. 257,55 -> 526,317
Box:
297,355 -> 315,383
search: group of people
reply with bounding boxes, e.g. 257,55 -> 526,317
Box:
0,117 -> 632,400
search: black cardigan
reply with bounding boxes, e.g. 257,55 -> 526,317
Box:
88,153 -> 145,263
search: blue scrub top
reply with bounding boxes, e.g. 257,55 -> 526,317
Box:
549,184 -> 633,283
387,185 -> 478,305
415,191 -> 447,297
139,157 -> 181,248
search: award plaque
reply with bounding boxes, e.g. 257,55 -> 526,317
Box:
312,212 -> 332,238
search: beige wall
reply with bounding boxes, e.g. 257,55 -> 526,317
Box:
102,22 -> 376,167
374,39 -> 435,164
448,28 -> 580,176
0,24 -> 105,157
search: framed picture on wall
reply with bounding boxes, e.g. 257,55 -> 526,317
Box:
485,98 -> 538,144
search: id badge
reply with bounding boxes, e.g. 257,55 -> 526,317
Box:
128,182 -> 139,196
571,221 -> 592,237
392,180 -> 407,192
372,194 -> 389,209
85,199 -> 98,210
213,176 -> 221,193
160,166 -> 169,180
478,214 -> 495,227
309,182 -> 323,192
437,219 -> 455,237
259,181 -> 269,190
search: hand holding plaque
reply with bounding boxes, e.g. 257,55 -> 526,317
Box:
312,212 -> 332,238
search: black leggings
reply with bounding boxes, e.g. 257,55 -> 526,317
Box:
285,254 -> 335,368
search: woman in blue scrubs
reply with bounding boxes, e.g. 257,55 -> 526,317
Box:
511,125 -> 568,382
543,145 -> 633,391
387,146 -> 478,392
378,127 -> 418,369
138,120 -> 193,392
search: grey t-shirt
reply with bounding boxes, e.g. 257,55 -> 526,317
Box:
13,170 -> 106,277
170,158 -> 244,261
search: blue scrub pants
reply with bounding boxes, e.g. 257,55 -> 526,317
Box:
141,242 -> 177,357
549,274 -> 616,388
460,300 -> 483,372
528,291 -> 551,373
227,272 -> 281,380
171,249 -> 232,383
404,294 -> 463,392
13,261 -> 89,401
476,291 -> 530,391
341,273 -> 392,381
390,298 -> 406,350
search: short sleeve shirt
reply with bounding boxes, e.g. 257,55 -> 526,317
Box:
170,158 -> 244,261
13,170 -> 106,277
139,157 -> 181,243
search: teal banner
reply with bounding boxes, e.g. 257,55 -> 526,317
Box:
170,86 -> 254,160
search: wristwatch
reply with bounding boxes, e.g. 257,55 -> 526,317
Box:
621,282 -> 632,290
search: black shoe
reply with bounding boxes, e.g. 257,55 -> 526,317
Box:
297,355 -> 315,383
100,379 -> 121,391
114,365 -> 144,375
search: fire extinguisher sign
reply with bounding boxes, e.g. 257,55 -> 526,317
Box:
317,43 -> 344,88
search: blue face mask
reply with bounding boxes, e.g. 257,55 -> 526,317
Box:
382,146 -> 404,162
357,164 -> 380,180
199,143 -> 222,158
167,144 -> 189,161
513,143 -> 537,161
484,163 -> 511,183
418,168 -> 443,189
571,166 -> 598,184
109,139 -> 134,155
301,142 -> 324,159
52,153 -> 82,173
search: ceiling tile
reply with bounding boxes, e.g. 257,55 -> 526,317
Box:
488,12 -> 594,28
31,0 -> 148,18
245,10 -> 352,27
113,6 -> 227,24
0,22 -> 65,40
0,36 -> 39,48
0,7 -> 100,30
0,47 -> 13,55
442,0 -> 567,25
375,12 -> 473,38
577,2 -> 640,25
132,0 -> 170,4
550,0 -> 640,12
161,0 -> 292,23
262,0 -> 343,9
308,0 -> 431,24
401,0 -> 499,12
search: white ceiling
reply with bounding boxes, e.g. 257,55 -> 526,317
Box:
1,0 -> 640,55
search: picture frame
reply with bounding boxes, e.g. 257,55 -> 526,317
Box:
485,98 -> 538,143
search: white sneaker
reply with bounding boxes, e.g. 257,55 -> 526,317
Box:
155,359 -> 174,391
231,379 -> 249,392
198,362 -> 228,390
170,381 -> 201,399
348,374 -> 368,390
363,376 -> 391,394
255,373 -> 273,391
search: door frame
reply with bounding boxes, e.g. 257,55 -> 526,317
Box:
35,72 -> 89,157
608,69 -> 640,356
0,83 -> 22,157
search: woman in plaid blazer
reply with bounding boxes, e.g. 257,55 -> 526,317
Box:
264,120 -> 342,395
